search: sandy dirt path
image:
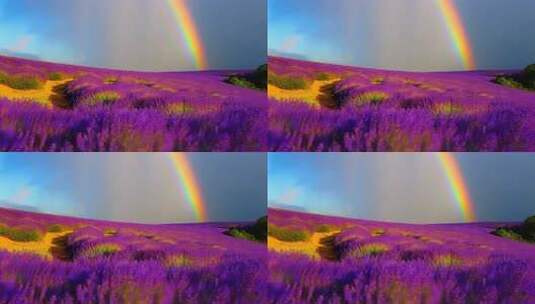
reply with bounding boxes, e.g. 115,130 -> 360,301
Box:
0,230 -> 73,260
0,78 -> 72,107
268,78 -> 341,107
268,230 -> 341,260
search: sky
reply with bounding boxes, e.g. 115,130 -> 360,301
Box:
268,153 -> 535,224
0,0 -> 266,71
269,0 -> 535,71
0,153 -> 266,224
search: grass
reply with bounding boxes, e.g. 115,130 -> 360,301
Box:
268,224 -> 310,242
353,91 -> 389,106
225,64 -> 267,90
0,224 -> 43,242
82,243 -> 121,258
433,254 -> 462,267
268,72 -> 310,90
315,224 -> 336,233
166,254 -> 192,268
47,72 -> 65,81
226,216 -> 267,242
432,102 -> 464,115
353,243 -> 389,257
0,71 -> 43,90
82,91 -> 121,106
47,224 -> 66,233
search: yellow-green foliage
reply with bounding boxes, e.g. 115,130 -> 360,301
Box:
0,71 -> 43,90
268,72 -> 311,90
315,224 -> 336,233
48,72 -> 65,81
83,243 -> 121,257
432,102 -> 463,115
433,254 -> 462,267
314,72 -> 334,81
166,254 -> 192,268
269,224 -> 311,242
354,243 -> 389,257
47,224 -> 66,233
354,91 -> 389,106
83,91 -> 120,105
371,229 -> 385,236
104,77 -> 118,84
371,77 -> 384,85
0,223 -> 43,242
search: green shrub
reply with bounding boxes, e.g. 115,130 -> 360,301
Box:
522,215 -> 535,241
47,224 -> 65,233
352,243 -> 389,258
0,71 -> 43,90
315,224 -> 335,233
494,227 -> 523,241
82,243 -> 121,258
315,72 -> 332,81
268,224 -> 310,242
268,72 -> 310,90
83,91 -> 120,105
166,254 -> 192,267
228,228 -> 257,241
48,72 -> 64,81
433,254 -> 462,267
225,216 -> 267,242
494,76 -> 523,89
0,224 -> 43,242
226,76 -> 257,89
225,64 -> 267,90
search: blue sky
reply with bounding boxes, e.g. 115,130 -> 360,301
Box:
0,0 -> 266,71
269,0 -> 535,71
0,153 -> 266,223
269,153 -> 535,223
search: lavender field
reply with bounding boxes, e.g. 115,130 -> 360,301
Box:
0,55 -> 267,151
268,208 -> 535,303
0,207 -> 268,303
269,57 -> 535,151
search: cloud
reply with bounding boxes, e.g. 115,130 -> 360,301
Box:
279,35 -> 302,53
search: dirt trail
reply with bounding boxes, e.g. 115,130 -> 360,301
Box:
268,230 -> 340,260
0,78 -> 72,107
268,78 -> 341,107
0,230 -> 72,260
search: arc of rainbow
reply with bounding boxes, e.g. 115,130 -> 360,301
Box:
436,153 -> 476,222
437,0 -> 476,70
169,153 -> 208,221
167,0 -> 208,70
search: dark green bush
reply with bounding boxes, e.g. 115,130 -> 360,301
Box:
268,72 -> 310,90
225,64 -> 267,90
494,64 -> 535,90
225,216 -> 267,242
48,72 -> 64,81
228,228 -> 257,241
226,76 -> 257,89
47,224 -> 65,233
522,215 -> 535,241
0,71 -> 43,90
268,224 -> 310,242
494,76 -> 523,89
0,224 -> 43,242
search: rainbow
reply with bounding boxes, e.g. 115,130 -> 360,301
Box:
169,153 -> 208,221
436,153 -> 476,222
167,0 -> 208,70
437,0 -> 476,70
